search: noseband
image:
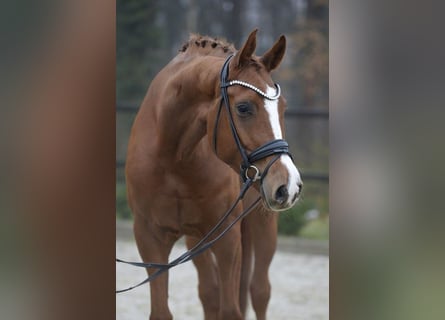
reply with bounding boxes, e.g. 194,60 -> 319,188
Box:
214,55 -> 293,183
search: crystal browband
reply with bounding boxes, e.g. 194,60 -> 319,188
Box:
226,80 -> 281,100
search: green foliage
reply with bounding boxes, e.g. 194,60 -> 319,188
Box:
116,183 -> 132,219
277,199 -> 316,236
299,217 -> 329,240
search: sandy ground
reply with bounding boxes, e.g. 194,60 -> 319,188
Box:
116,233 -> 328,320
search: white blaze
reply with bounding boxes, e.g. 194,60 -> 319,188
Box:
264,87 -> 283,139
264,86 -> 302,204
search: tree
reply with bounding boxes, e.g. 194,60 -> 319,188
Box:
117,0 -> 164,102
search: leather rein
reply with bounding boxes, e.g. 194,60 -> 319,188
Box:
116,55 -> 293,294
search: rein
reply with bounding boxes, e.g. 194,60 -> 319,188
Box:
116,55 -> 293,294
116,180 -> 260,293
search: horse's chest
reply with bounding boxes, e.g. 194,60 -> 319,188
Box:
145,165 -> 237,237
150,191 -> 213,238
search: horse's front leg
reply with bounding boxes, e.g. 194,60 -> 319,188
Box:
211,224 -> 243,320
248,210 -> 277,320
186,236 -> 220,320
133,214 -> 176,320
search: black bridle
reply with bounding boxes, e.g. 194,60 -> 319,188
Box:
116,55 -> 293,294
215,54 -> 293,183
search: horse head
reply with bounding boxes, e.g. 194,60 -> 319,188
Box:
208,29 -> 302,211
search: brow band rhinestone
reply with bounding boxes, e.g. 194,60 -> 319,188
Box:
228,80 -> 281,100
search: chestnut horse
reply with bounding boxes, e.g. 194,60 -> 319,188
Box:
125,30 -> 302,320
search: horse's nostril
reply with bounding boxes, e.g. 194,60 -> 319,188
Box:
298,183 -> 303,194
275,185 -> 289,205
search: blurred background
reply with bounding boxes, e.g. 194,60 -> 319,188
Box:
4,1 -> 445,319
116,0 -> 329,240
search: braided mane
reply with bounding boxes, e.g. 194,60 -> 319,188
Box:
179,34 -> 236,57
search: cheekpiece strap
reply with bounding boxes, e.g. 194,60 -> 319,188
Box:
218,54 -> 294,183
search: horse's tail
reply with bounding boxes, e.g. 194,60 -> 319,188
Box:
239,217 -> 253,318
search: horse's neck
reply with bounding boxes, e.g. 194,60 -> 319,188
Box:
156,55 -> 222,164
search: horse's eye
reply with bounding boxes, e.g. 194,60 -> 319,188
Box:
236,103 -> 253,117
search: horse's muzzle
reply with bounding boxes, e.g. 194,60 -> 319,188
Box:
261,155 -> 302,211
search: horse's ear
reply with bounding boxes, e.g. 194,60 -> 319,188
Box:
233,29 -> 258,69
261,35 -> 286,72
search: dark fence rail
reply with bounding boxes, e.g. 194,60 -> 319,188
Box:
117,102 -> 329,182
